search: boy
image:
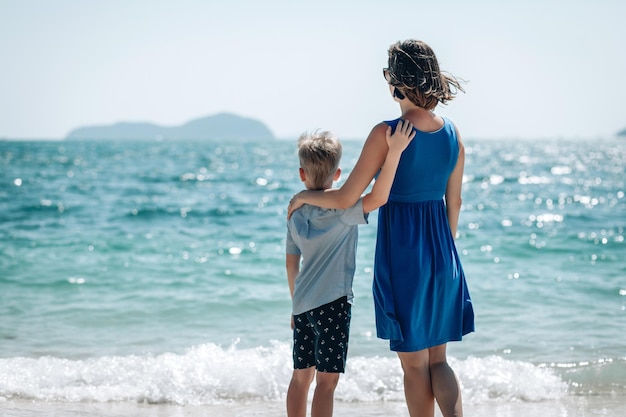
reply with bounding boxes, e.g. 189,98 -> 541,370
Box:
285,121 -> 415,417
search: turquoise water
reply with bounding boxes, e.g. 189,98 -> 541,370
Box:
0,138 -> 624,407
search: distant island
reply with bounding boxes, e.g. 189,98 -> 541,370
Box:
65,112 -> 275,141
618,127 -> 626,137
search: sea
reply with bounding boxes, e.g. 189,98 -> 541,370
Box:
0,136 -> 624,417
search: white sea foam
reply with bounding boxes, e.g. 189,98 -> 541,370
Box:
0,342 -> 568,406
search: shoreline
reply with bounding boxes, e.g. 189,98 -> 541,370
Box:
2,395 -> 625,417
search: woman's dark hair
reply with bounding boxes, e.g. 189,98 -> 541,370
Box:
387,40 -> 464,110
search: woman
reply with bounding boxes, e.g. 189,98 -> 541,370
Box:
288,39 -> 474,417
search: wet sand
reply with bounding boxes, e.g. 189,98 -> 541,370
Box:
2,395 -> 625,417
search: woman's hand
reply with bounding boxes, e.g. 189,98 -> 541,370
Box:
386,119 -> 416,155
287,192 -> 305,219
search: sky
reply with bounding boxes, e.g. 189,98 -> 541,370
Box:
1,0 -> 625,141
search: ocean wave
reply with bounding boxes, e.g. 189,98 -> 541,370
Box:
0,342 -> 571,406
120,205 -> 253,220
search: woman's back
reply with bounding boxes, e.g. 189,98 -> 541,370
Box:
384,117 -> 459,203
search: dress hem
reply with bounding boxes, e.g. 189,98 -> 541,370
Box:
385,328 -> 475,353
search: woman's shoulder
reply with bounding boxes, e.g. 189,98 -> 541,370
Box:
437,116 -> 463,148
384,113 -> 454,134
433,115 -> 459,135
440,115 -> 456,127
438,115 -> 460,129
366,121 -> 392,140
382,117 -> 401,127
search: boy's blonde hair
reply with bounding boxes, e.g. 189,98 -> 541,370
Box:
298,130 -> 342,190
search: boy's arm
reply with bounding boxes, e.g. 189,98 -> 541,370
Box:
286,253 -> 300,299
362,120 -> 415,213
286,253 -> 300,329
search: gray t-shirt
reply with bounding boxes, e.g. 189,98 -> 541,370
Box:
286,198 -> 368,315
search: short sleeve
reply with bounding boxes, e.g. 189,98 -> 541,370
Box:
285,227 -> 301,255
340,197 -> 369,226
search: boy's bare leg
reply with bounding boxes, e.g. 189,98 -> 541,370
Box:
397,350 -> 435,417
287,367 -> 315,417
429,344 -> 463,417
311,371 -> 340,417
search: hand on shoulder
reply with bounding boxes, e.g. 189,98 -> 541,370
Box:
386,119 -> 416,155
287,191 -> 306,219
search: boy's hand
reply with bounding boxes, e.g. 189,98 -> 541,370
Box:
290,315 -> 295,330
386,119 -> 415,155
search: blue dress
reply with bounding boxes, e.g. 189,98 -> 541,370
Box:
373,117 -> 475,352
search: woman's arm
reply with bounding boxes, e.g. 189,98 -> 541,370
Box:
288,123 -> 389,217
445,125 -> 465,238
362,120 -> 415,213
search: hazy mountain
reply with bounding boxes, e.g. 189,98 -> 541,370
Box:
66,113 -> 275,141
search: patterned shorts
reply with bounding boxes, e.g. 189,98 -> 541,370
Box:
292,296 -> 351,373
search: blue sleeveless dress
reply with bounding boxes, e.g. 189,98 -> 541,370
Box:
373,117 -> 474,352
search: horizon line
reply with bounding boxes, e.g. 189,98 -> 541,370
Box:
1,135 -> 622,142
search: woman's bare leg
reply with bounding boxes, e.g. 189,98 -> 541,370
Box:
428,344 -> 463,417
397,350 -> 435,417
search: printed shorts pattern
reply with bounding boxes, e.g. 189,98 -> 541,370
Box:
292,296 -> 351,373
